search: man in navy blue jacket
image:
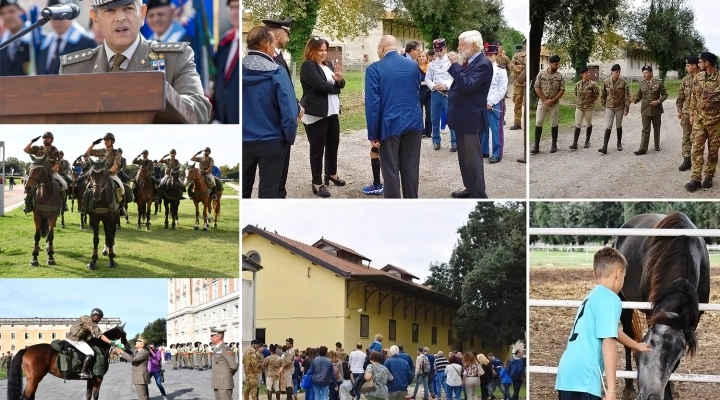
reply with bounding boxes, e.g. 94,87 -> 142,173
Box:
242,26 -> 298,198
384,345 -> 414,400
365,35 -> 425,198
213,0 -> 240,124
447,30 -> 493,198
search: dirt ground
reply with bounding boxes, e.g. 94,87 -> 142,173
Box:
528,97 -> 720,199
247,96 -> 527,199
529,268 -> 720,400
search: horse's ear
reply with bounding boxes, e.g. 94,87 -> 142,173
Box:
29,154 -> 36,161
191,163 -> 196,169
118,322 -> 126,331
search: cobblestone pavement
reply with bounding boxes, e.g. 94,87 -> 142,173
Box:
0,362 -> 240,400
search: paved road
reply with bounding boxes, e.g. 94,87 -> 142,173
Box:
0,362 -> 240,400
3,185 -> 24,213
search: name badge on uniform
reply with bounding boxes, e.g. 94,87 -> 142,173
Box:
216,350 -> 222,354
151,59 -> 166,71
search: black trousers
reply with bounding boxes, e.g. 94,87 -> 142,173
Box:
421,95 -> 432,136
511,378 -> 523,400
456,131 -> 488,198
305,114 -> 340,185
558,390 -> 601,400
277,144 -> 291,198
242,141 -> 288,198
379,131 -> 421,198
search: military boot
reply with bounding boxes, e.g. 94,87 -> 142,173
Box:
584,125 -> 593,148
59,187 -> 68,212
550,126 -> 559,153
530,126 -> 542,154
569,127 -> 581,150
211,185 -> 218,200
679,157 -> 692,171
616,127 -> 623,151
115,188 -> 127,217
598,129 -> 611,154
79,354 -> 93,379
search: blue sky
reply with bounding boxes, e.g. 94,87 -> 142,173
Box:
0,279 -> 167,337
0,125 -> 239,167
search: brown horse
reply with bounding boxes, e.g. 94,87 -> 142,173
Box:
7,324 -> 130,400
85,162 -> 120,269
186,163 -> 211,231
162,168 -> 183,230
211,180 -> 223,228
133,164 -> 154,231
25,155 -> 62,266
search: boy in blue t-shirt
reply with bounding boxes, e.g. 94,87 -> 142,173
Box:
555,247 -> 652,400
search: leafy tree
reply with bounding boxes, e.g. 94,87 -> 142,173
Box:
2,157 -> 22,175
141,318 -> 167,346
497,26 -> 525,59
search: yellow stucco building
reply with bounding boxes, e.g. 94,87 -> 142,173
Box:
242,226 -> 515,359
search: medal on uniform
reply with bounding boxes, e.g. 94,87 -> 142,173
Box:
151,59 -> 166,71
159,53 -> 165,60
149,53 -> 158,60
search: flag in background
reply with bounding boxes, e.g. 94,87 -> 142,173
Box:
22,5 -> 43,75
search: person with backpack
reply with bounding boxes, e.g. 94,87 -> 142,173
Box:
411,347 -> 431,400
423,348 -> 436,398
508,350 -> 525,400
306,346 -> 339,400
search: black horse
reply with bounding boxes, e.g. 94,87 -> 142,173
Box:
162,168 -> 184,230
85,162 -> 120,269
614,212 -> 710,400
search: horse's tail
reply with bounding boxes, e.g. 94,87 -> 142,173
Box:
7,348 -> 27,400
631,309 -> 645,344
40,218 -> 49,238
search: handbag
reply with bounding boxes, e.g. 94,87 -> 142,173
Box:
301,373 -> 313,390
359,365 -> 377,394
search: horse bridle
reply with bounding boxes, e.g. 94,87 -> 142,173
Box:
89,168 -> 108,198
26,165 -> 50,187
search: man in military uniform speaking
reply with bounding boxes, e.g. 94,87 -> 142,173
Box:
210,327 -> 238,400
58,0 -> 211,124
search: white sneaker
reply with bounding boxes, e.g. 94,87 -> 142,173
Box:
163,397 -> 168,400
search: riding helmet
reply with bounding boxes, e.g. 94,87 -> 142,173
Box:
103,132 -> 115,141
142,149 -> 149,154
170,149 -> 176,154
117,148 -> 123,153
91,308 -> 104,318
59,151 -> 64,155
204,147 -> 211,153
42,132 -> 54,139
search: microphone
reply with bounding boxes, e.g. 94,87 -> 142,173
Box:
41,4 -> 81,20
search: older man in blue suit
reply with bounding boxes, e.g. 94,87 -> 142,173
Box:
365,35 -> 425,198
447,30 -> 493,198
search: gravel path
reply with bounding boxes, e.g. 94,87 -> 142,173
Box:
528,97 -> 720,199
248,97 -> 527,199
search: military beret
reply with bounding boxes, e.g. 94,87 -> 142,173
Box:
700,52 -> 717,66
146,0 -> 171,10
484,43 -> 499,55
579,65 -> 589,74
611,64 -> 621,71
686,55 -> 699,65
433,38 -> 446,50
262,17 -> 292,33
642,65 -> 652,72
90,0 -> 135,10
549,55 -> 560,63
0,0 -> 21,9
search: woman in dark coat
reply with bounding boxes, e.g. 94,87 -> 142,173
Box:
418,51 -> 432,138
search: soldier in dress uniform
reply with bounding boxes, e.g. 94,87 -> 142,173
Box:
425,38 -> 457,151
145,0 -> 191,43
631,65 -> 667,154
677,55 -> 700,171
570,65 -> 599,150
207,343 -> 215,369
598,64 -> 631,154
509,38 -> 526,131
213,0 -> 240,124
211,327 -> 239,400
531,54 -> 565,154
686,52 -> 720,191
0,0 -> 33,76
59,0 -> 211,124
481,43 -> 508,163
23,132 -> 69,213
243,339 -> 263,400
113,334 -> 151,400
64,308 -> 114,379
37,0 -> 96,75
190,147 -> 218,199
86,133 -> 127,216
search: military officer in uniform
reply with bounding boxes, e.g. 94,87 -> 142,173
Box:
59,0 -> 211,124
115,148 -> 133,184
114,334 -> 151,400
23,132 -> 69,213
0,0 -> 32,76
243,339 -> 263,400
132,150 -> 161,198
509,39 -> 526,131
279,338 -> 296,400
677,55 -> 700,171
86,133 -> 127,216
145,0 -> 191,43
570,65 -> 599,150
211,327 -> 238,400
157,149 -> 185,200
64,308 -> 114,379
37,0 -> 96,75
213,0 -> 240,124
598,64 -> 631,154
686,52 -> 720,191
58,151 -> 72,178
73,153 -> 94,175
190,147 -> 217,199
631,65 -> 668,154
532,54 -> 565,154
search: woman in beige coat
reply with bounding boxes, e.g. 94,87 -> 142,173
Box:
114,335 -> 152,400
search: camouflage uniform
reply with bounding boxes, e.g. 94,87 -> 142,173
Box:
262,354 -> 283,392
677,73 -> 696,159
27,145 -> 67,191
281,347 -> 296,396
132,156 -> 160,187
532,69 -> 565,153
243,348 -> 263,400
190,154 -> 216,188
689,70 -> 720,183
65,315 -> 102,356
59,158 -> 72,179
632,77 -> 668,152
510,50 -> 526,127
570,79 -> 599,149
88,147 -> 125,199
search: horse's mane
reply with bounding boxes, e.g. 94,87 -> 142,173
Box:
642,211 -> 700,356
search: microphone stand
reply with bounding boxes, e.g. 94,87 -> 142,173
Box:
0,16 -> 50,51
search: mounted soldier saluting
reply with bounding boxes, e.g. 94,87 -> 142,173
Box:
190,147 -> 218,199
23,132 -> 69,213
158,149 -> 185,200
86,133 -> 127,217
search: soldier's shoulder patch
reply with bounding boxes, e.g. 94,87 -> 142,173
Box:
61,48 -> 97,66
150,41 -> 189,52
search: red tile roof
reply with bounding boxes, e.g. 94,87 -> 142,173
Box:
381,264 -> 420,280
312,238 -> 372,262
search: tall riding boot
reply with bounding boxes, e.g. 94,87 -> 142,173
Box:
211,186 -> 218,200
616,128 -> 623,151
59,188 -> 68,212
115,188 -> 127,217
569,127 -> 581,150
584,125 -> 593,148
598,129 -> 611,154
268,391 -> 274,400
277,390 -> 283,400
79,354 -> 93,379
530,126 -> 542,154
550,126 -> 559,153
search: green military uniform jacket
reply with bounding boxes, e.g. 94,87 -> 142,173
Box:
58,35 -> 211,124
632,77 -> 668,116
212,342 -> 239,389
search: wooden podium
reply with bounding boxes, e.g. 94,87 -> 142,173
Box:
0,72 -> 197,124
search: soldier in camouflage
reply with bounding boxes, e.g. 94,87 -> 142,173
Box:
58,151 -> 72,179
509,39 -> 526,131
64,308 -> 114,379
244,340 -> 263,400
677,55 -> 700,171
158,149 -> 185,200
115,149 -> 133,184
86,133 -> 127,216
570,65 -> 599,150
532,54 -> 565,154
132,150 -> 161,200
686,52 -> 720,191
190,147 -> 218,199
262,344 -> 283,400
73,153 -> 93,175
22,132 -> 69,213
631,65 -> 668,155
599,64 -> 631,154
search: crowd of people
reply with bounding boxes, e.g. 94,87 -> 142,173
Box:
242,17 -> 527,199
0,0 -> 239,124
243,336 -> 527,400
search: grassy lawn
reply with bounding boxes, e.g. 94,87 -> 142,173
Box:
294,70 -> 367,134
222,182 -> 239,196
0,198 -> 239,277
530,248 -> 720,268
257,382 -> 526,399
